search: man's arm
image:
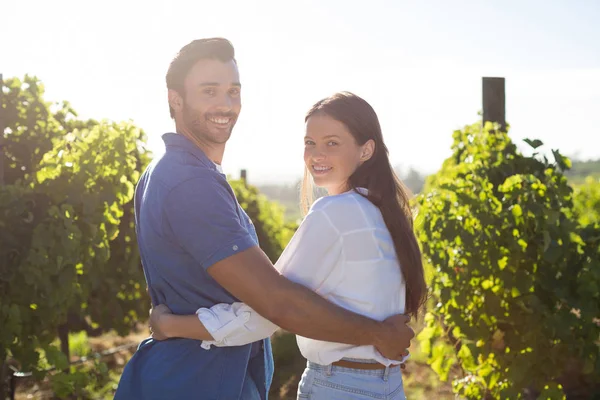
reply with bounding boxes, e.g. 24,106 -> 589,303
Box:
208,246 -> 412,360
161,176 -> 413,359
152,246 -> 411,359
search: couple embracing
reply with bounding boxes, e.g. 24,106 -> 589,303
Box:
115,38 -> 426,400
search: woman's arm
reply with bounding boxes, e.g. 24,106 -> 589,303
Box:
150,303 -> 278,345
150,304 -> 214,341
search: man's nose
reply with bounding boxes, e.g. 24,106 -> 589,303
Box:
215,94 -> 233,111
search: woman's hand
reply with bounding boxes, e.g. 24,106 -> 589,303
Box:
149,304 -> 173,341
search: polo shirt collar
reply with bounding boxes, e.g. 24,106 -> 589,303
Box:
162,132 -> 224,175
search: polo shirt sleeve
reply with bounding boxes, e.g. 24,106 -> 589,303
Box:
189,204 -> 344,348
164,175 -> 257,270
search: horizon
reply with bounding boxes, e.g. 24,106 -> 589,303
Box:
3,0 -> 599,185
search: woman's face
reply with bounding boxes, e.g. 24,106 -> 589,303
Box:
304,114 -> 374,195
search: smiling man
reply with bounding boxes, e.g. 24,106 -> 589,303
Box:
114,38 -> 415,400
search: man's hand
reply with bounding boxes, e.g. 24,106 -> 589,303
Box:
149,304 -> 172,341
373,314 -> 414,360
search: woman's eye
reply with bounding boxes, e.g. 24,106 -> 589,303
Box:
304,140 -> 315,146
327,141 -> 338,146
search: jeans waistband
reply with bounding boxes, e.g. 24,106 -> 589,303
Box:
307,360 -> 402,378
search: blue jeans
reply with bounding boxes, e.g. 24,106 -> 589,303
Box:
297,360 -> 406,400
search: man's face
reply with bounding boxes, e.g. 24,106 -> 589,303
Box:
177,58 -> 241,144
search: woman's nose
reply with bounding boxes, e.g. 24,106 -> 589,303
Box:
311,149 -> 326,162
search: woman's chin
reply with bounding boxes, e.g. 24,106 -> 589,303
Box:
312,177 -> 332,188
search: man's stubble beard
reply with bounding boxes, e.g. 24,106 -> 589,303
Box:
183,104 -> 234,145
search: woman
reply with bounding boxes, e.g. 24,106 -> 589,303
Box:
150,92 -> 426,399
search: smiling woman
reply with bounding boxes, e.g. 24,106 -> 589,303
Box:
300,92 -> 426,317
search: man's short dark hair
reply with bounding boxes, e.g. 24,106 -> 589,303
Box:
166,38 -> 236,118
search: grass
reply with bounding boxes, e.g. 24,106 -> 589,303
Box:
68,331 -> 92,359
14,327 -> 147,400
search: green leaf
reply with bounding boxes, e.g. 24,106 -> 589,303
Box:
518,238 -> 528,250
543,230 -> 551,252
538,382 -> 566,399
457,344 -> 477,370
498,256 -> 508,270
488,371 -> 500,389
45,345 -> 69,371
512,204 -> 522,218
523,138 -> 544,149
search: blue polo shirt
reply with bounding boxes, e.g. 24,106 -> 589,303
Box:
115,133 -> 273,399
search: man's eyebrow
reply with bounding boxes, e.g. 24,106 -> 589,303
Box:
198,82 -> 242,87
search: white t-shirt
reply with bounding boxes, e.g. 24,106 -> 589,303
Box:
196,188 -> 407,366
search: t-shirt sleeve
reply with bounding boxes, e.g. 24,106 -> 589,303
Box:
275,207 -> 343,296
164,176 -> 257,270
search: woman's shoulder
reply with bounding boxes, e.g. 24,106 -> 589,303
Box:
309,189 -> 369,213
307,189 -> 377,231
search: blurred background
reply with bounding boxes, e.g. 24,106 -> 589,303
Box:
1,1 -> 599,399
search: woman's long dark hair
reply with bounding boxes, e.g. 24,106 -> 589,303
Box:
301,92 -> 427,317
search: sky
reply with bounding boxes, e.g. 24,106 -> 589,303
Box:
2,0 -> 599,184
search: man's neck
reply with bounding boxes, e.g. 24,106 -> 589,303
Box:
176,125 -> 225,165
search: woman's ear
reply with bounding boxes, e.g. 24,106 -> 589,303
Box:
360,140 -> 375,162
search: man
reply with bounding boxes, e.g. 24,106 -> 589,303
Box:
115,38 -> 414,400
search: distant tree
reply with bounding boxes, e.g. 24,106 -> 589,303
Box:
565,159 -> 600,184
394,165 -> 426,195
256,181 -> 302,222
573,176 -> 600,226
230,180 -> 297,262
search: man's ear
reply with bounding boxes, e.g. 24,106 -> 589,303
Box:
168,89 -> 183,114
360,139 -> 375,162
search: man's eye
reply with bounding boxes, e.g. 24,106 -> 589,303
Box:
203,88 -> 216,95
229,88 -> 240,96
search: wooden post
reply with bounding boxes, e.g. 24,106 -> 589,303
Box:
0,75 -> 6,400
482,77 -> 506,132
0,359 -> 7,400
0,73 -> 4,186
57,324 -> 70,371
240,169 -> 247,184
